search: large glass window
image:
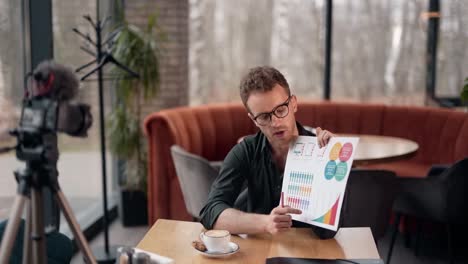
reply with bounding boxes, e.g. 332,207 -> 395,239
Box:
52,0 -> 116,234
0,0 -> 116,237
435,0 -> 468,98
189,0 -> 466,106
332,0 -> 426,105
0,0 -> 25,221
189,0 -> 324,105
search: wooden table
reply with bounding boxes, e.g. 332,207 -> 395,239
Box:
137,219 -> 380,263
348,134 -> 419,166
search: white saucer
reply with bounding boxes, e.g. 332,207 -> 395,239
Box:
194,242 -> 240,258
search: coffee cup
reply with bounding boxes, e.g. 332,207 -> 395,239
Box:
199,230 -> 231,253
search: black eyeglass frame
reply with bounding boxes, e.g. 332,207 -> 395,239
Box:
252,95 -> 292,126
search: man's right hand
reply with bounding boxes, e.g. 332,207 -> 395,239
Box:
264,206 -> 302,234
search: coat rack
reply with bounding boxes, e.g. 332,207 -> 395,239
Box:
73,5 -> 138,264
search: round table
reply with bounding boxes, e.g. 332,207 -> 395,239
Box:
345,134 -> 419,166
238,130 -> 419,167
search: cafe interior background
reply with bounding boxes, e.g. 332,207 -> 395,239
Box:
0,0 -> 467,263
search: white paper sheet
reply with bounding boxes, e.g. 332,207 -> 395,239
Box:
281,136 -> 359,231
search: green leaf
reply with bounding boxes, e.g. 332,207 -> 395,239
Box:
462,80 -> 468,103
107,106 -> 140,159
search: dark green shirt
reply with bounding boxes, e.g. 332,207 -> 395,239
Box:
200,122 -> 339,239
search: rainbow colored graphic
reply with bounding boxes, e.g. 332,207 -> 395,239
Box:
312,195 -> 340,226
289,171 -> 313,184
287,185 -> 312,196
286,197 -> 310,210
286,171 -> 314,210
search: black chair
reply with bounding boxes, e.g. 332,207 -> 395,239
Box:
387,158 -> 468,264
341,169 -> 398,243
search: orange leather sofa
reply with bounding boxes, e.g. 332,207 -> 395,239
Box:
143,102 -> 468,223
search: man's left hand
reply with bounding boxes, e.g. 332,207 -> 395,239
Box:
316,127 -> 335,148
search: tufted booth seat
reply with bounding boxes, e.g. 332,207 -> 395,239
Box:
143,102 -> 468,223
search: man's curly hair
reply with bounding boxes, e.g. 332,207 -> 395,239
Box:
239,66 -> 290,109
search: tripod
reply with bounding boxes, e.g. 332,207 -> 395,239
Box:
0,133 -> 97,264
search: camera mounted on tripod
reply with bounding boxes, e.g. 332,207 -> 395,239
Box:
0,61 -> 98,264
9,61 -> 93,163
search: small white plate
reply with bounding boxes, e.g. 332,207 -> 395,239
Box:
194,241 -> 240,258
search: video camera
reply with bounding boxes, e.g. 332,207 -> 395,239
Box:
10,61 -> 93,162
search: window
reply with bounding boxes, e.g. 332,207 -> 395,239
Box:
189,0 -> 466,106
189,0 -> 324,104
435,0 -> 467,99
332,0 -> 426,105
0,0 -> 25,222
52,0 -> 116,234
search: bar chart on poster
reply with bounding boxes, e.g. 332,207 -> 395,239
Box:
281,136 -> 359,231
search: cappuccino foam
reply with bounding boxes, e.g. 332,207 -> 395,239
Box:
205,230 -> 229,238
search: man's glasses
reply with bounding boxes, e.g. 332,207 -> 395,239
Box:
252,96 -> 292,126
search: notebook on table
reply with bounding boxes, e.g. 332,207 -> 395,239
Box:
266,257 -> 384,264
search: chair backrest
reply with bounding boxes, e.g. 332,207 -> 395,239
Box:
342,169 -> 398,241
170,145 -> 218,219
445,157 -> 468,222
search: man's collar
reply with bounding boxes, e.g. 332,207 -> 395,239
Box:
297,122 -> 315,136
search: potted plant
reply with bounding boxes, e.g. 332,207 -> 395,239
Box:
108,10 -> 163,226
462,77 -> 468,105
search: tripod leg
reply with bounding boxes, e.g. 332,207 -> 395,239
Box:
55,190 -> 97,264
31,189 -> 47,264
0,195 -> 28,263
22,200 -> 32,264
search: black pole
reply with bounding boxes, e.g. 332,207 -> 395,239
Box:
96,6 -> 111,256
82,2 -> 117,264
426,0 -> 439,101
29,0 -> 53,69
91,3 -> 121,264
324,0 -> 333,100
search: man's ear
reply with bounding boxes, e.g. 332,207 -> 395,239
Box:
292,94 -> 298,113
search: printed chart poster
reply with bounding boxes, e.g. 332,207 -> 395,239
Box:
281,136 -> 359,231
